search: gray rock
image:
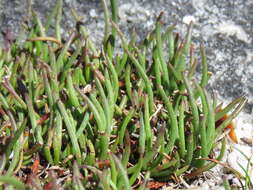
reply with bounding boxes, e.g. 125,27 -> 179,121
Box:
1,0 -> 253,112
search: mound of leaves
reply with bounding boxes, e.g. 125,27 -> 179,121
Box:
0,0 -> 246,189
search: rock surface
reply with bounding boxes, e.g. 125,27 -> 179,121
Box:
1,0 -> 252,113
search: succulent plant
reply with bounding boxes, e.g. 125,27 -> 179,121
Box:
0,0 -> 246,189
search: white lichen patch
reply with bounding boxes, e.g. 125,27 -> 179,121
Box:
183,15 -> 196,25
89,9 -> 97,18
118,2 -> 152,23
227,113 -> 253,177
214,21 -> 250,43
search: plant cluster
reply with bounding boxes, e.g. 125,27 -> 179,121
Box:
0,0 -> 246,189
